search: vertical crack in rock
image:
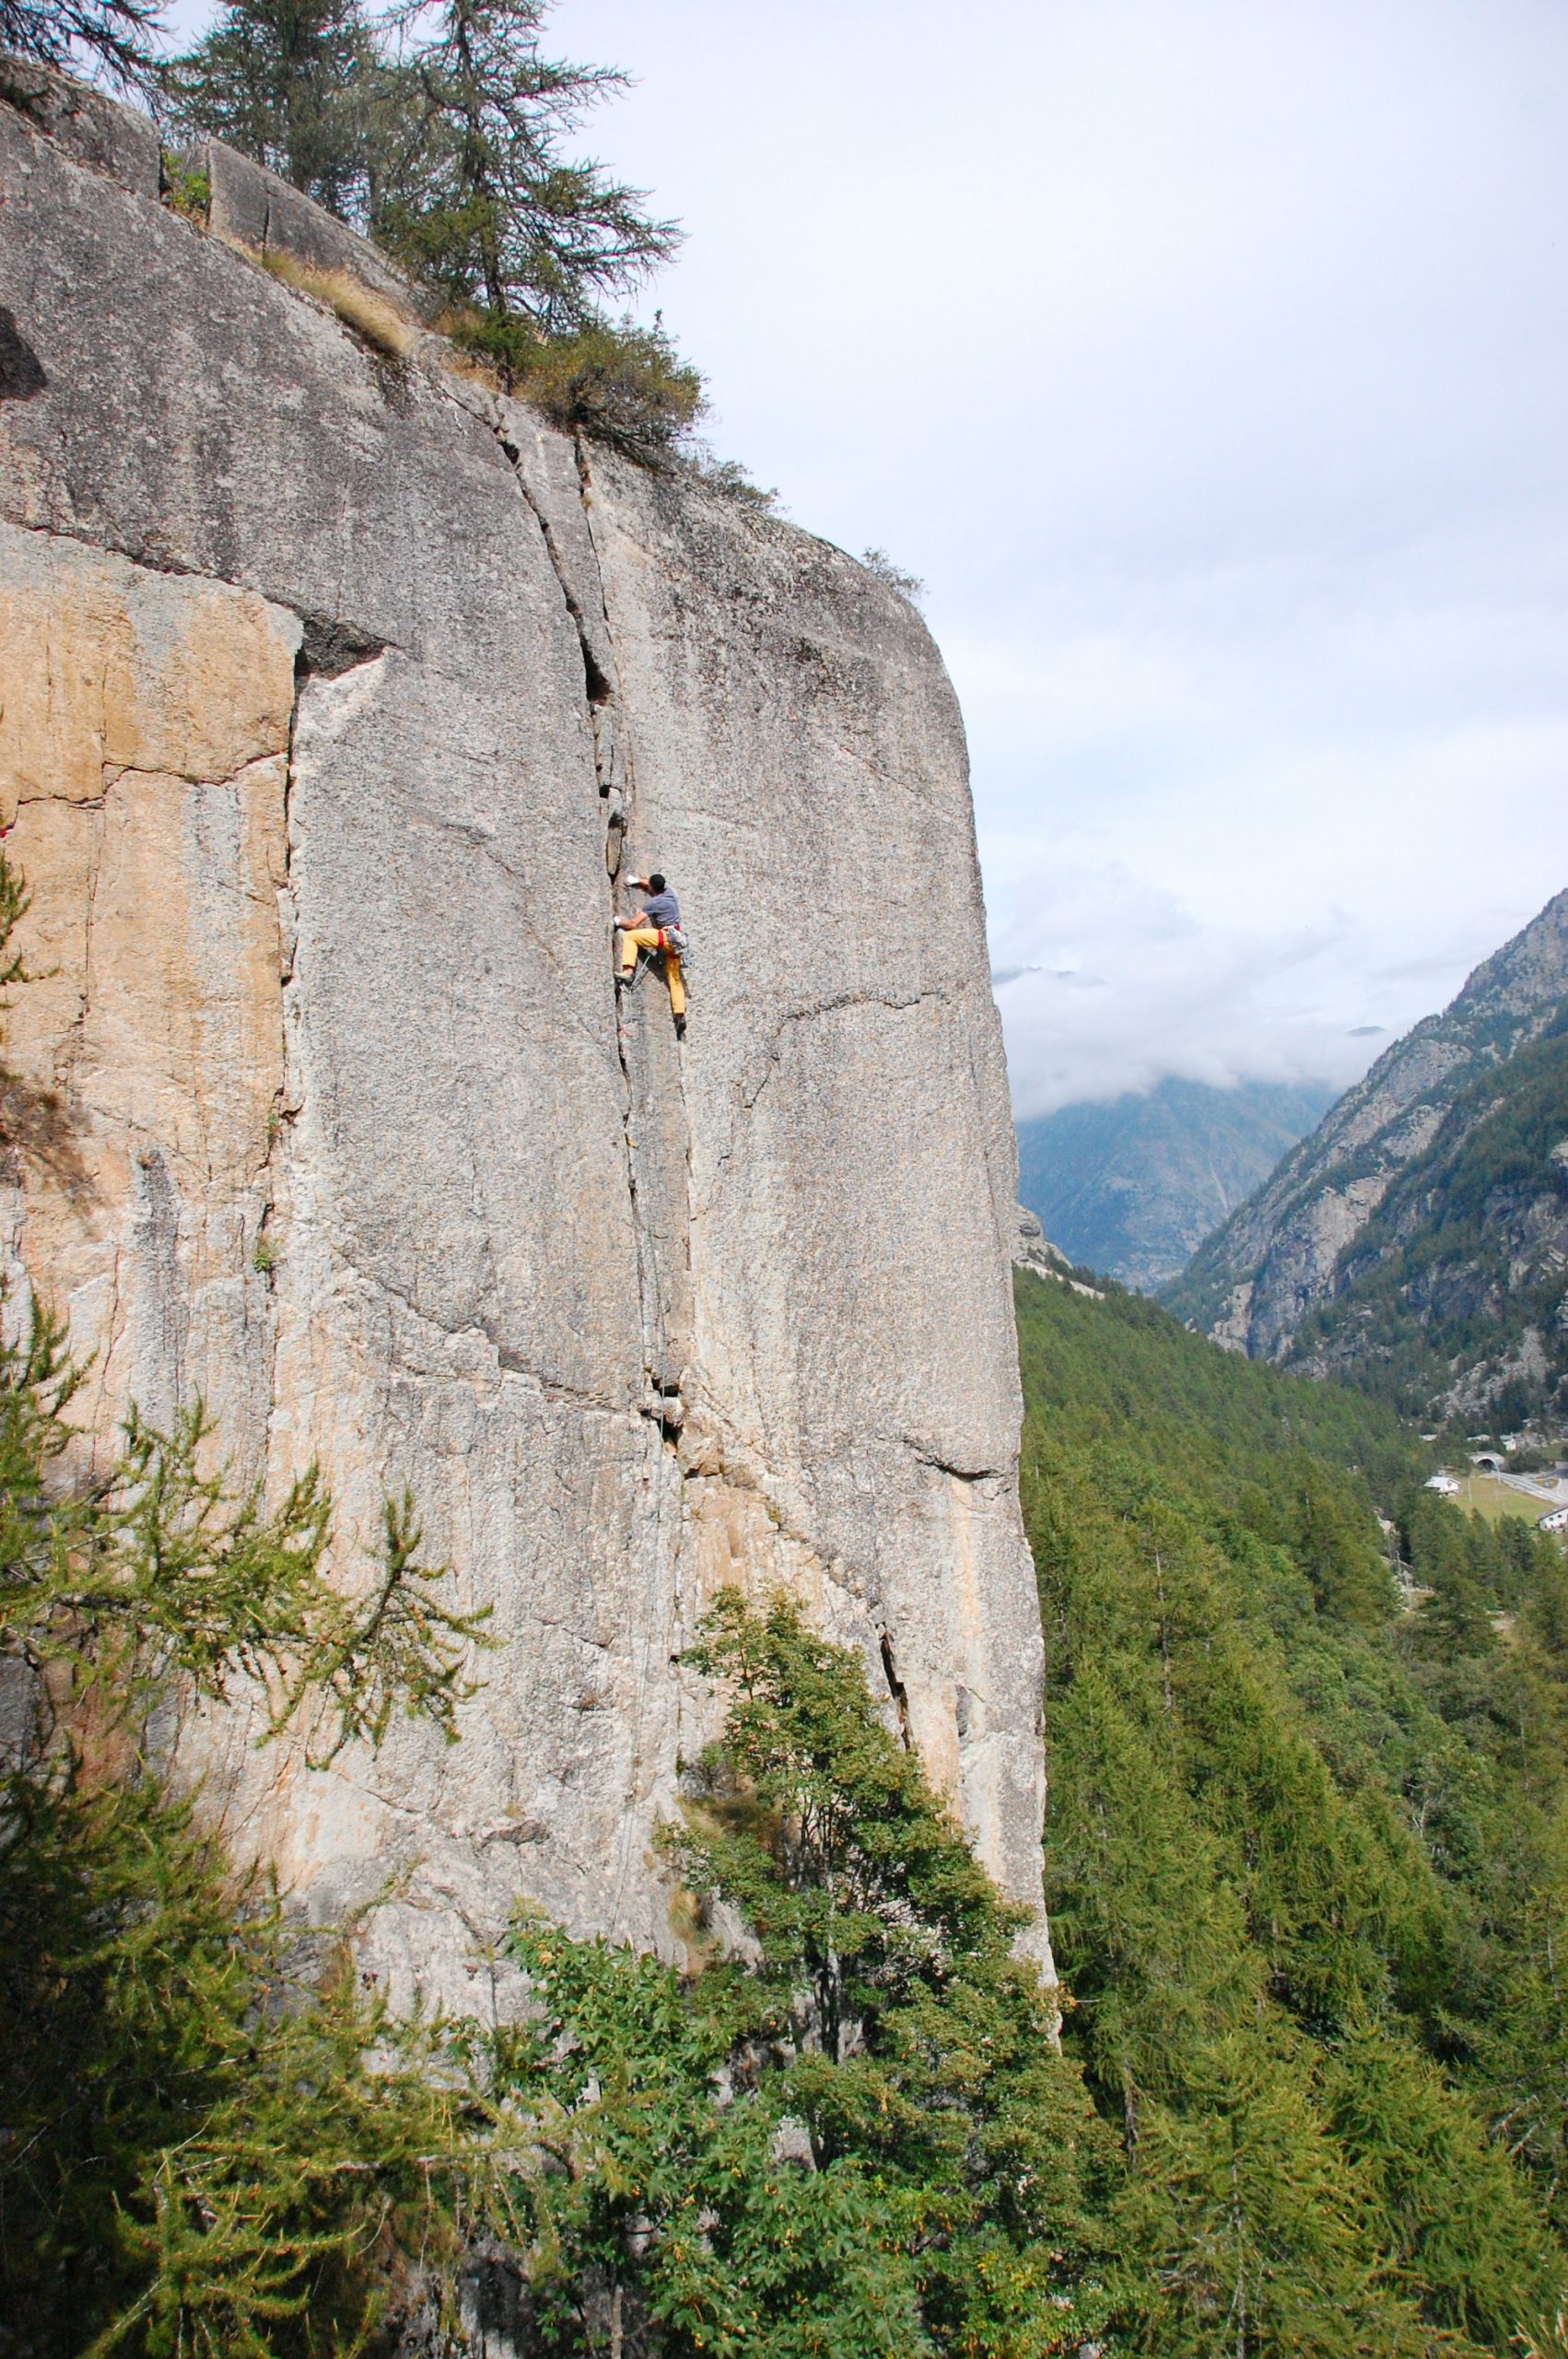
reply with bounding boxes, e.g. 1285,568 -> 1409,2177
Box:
496,432 -> 614,780
568,433 -> 696,1419
259,632 -> 308,1445
491,420 -> 678,1433
554,432 -> 688,1932
488,416 -> 691,1932
879,1631 -> 914,1752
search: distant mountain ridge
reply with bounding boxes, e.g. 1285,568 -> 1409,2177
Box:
1015,1076 -> 1335,1292
1165,888 -> 1568,1422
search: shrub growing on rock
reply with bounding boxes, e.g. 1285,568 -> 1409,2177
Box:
446,308 -> 704,464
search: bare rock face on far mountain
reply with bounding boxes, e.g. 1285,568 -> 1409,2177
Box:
0,82 -> 1052,1999
1166,891 -> 1568,1414
1012,1206 -> 1104,1298
1017,1076 -> 1336,1294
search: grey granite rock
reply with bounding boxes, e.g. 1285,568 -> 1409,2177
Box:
0,51 -> 158,196
205,137 -> 430,322
0,83 -> 1054,1998
579,447 -> 1048,1951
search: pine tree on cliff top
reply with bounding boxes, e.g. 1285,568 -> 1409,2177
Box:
165,0 -> 679,325
374,0 -> 679,329
164,0 -> 702,452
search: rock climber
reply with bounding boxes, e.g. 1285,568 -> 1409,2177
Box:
614,871 -> 686,1038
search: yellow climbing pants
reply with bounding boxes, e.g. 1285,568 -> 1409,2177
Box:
620,925 -> 685,1017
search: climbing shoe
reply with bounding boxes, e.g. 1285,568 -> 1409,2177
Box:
674,1015 -> 687,1040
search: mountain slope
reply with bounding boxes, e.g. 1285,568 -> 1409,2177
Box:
1165,891 -> 1568,1397
1016,1076 -> 1335,1290
1286,1012 -> 1568,1422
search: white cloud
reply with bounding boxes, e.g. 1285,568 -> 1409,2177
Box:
961,547 -> 1568,1108
985,859 -> 1363,1117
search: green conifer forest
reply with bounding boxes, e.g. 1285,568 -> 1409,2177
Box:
1018,1268 -> 1568,2352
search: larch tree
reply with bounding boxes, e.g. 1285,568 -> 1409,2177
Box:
371,0 -> 678,329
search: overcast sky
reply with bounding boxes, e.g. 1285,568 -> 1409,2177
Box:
170,0 -> 1568,1117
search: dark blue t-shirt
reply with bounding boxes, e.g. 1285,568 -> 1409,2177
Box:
641,888 -> 681,930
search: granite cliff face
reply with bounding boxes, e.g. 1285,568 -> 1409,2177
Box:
1167,891 -> 1568,1399
0,74 -> 1051,2001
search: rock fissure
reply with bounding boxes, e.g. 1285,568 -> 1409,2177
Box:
597,767 -> 694,1938
72,799 -> 104,1068
821,737 -> 958,817
0,509 -> 402,675
0,511 -> 216,581
600,762 -> 671,1426
511,443 -> 707,1934
86,1226 -> 126,1476
13,784 -> 104,816
879,1630 -> 915,1751
481,415 -> 673,1426
295,616 -> 388,681
697,986 -> 946,1215
505,458 -> 614,731
902,1445 -> 1002,1485
679,1439 -> 853,1587
744,983 -> 946,1096
260,644 -> 308,1434
502,423 -> 696,1449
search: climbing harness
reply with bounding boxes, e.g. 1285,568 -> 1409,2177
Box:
620,922 -> 691,987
